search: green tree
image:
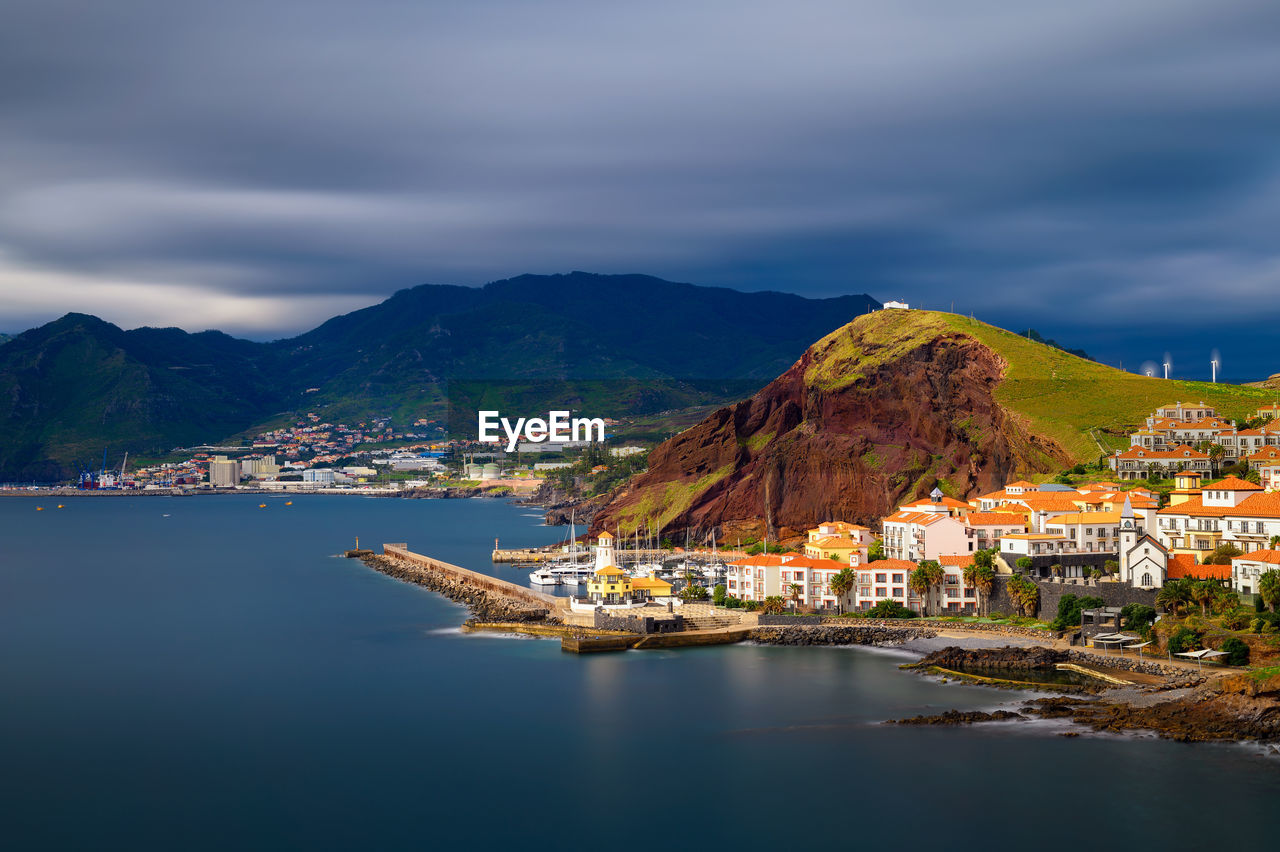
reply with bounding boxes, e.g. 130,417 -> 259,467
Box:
760,595 -> 785,615
1258,569 -> 1280,613
1015,556 -> 1032,572
1157,579 -> 1193,616
829,568 -> 855,615
964,549 -> 997,616
1006,575 -> 1040,617
712,583 -> 727,606
1103,559 -> 1119,576
788,583 -> 802,611
1166,626 -> 1201,655
1220,636 -> 1250,666
867,539 -> 885,563
1205,543 -> 1243,565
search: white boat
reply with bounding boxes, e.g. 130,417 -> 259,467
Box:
529,567 -> 561,586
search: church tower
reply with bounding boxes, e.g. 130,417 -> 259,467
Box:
1118,494 -> 1138,582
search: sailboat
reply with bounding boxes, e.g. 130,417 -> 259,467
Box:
548,511 -> 591,585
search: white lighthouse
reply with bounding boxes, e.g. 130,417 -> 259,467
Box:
593,531 -> 616,571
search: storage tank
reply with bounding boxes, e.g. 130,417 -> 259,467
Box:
481,463 -> 500,480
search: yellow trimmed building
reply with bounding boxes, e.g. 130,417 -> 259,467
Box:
586,566 -> 673,605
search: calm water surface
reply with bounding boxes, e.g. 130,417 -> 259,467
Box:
1,495 -> 1277,851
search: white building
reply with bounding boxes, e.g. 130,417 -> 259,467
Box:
853,559 -> 917,611
208,456 -> 241,488
1231,549 -> 1280,596
883,300 -> 910,310
881,509 -> 968,561
302,468 -> 336,485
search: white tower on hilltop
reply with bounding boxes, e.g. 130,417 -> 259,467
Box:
594,531 -> 615,571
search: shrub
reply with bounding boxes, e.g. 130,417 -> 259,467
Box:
1252,617 -> 1276,635
723,593 -> 742,609
1220,637 -> 1251,666
1051,594 -> 1105,631
1015,557 -> 1033,571
1167,626 -> 1202,655
743,600 -> 759,612
1006,575 -> 1040,617
1121,603 -> 1157,631
1221,610 -> 1252,631
865,599 -> 917,619
712,584 -> 727,606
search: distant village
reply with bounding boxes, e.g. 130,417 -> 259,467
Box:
67,412 -> 638,494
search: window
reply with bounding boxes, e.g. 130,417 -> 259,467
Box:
892,587 -> 903,597
892,573 -> 904,583
1141,572 -> 1152,586
875,587 -> 887,597
875,573 -> 887,583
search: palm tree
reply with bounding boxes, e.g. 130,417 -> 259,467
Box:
829,568 -> 855,614
1189,579 -> 1216,617
1268,535 -> 1280,549
908,567 -> 932,616
1156,579 -> 1192,616
912,560 -> 945,616
1259,569 -> 1280,613
963,552 -> 996,617
788,583 -> 802,611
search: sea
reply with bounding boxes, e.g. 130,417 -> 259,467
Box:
1,495 -> 1277,851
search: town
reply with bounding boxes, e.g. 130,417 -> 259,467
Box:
532,399 -> 1280,667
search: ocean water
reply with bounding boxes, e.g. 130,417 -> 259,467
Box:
1,495 -> 1278,851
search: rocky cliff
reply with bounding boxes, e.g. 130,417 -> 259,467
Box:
592,311 -> 1074,541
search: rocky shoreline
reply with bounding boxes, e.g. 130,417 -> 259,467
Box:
749,625 -> 935,646
894,645 -> 1280,744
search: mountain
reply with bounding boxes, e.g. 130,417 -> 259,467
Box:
0,333 -> 12,346
0,274 -> 879,481
0,314 -> 280,482
591,309 -> 1276,541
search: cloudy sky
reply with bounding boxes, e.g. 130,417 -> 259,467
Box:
2,1 -> 1279,378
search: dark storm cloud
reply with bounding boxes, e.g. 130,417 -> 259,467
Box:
1,0 -> 1278,372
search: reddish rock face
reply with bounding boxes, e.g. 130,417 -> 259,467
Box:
592,332 -> 1070,541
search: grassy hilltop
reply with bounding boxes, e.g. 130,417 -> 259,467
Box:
808,310 -> 1275,463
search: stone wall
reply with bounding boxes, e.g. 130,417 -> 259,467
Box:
593,609 -> 684,634
748,625 -> 936,646
989,575 -> 1156,620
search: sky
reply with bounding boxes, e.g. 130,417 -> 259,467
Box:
2,1 -> 1279,380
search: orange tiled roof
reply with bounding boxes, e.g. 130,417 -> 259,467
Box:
864,558 -> 918,571
939,554 -> 976,567
729,554 -> 792,567
1233,549 -> 1280,565
963,512 -> 1027,527
783,555 -> 847,571
807,536 -> 861,549
883,510 -> 950,525
902,496 -> 972,510
1208,475 -> 1263,492
1116,445 -> 1209,460
1166,555 -> 1230,581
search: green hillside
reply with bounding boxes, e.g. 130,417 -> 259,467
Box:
809,310 -> 1275,463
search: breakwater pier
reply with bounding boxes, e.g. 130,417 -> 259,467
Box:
366,544 -> 559,622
